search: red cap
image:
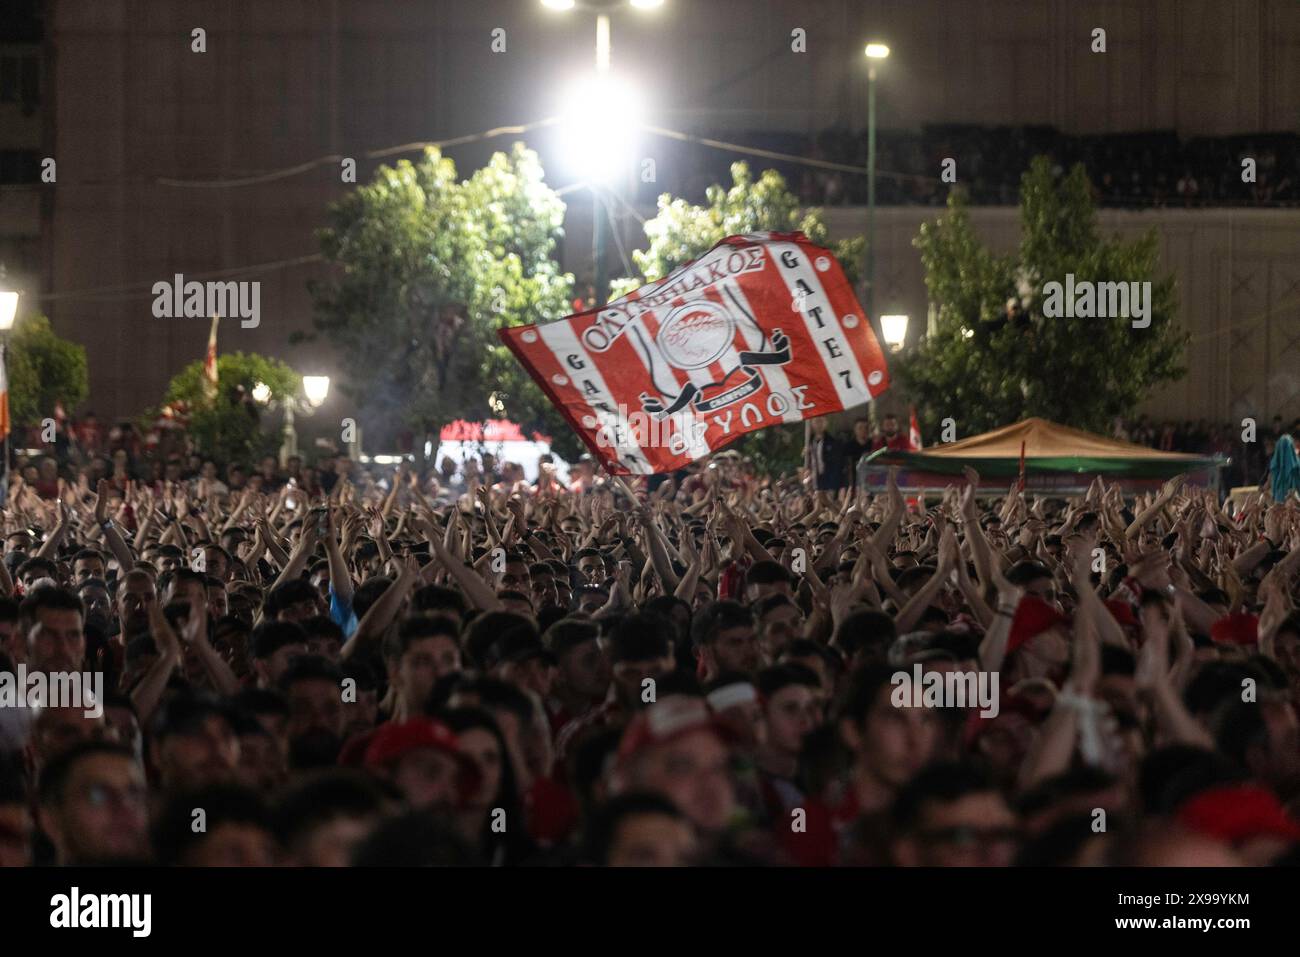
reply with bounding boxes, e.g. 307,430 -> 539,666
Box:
363,717 -> 481,799
616,695 -> 730,769
364,717 -> 462,766
1006,595 -> 1067,656
1210,612 -> 1259,646
1178,785 -> 1300,845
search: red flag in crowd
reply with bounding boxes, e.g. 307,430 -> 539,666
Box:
0,348 -> 9,442
909,407 -> 922,450
500,232 -> 890,474
204,314 -> 220,401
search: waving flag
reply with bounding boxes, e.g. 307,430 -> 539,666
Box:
909,407 -> 922,450
0,348 -> 8,443
500,232 -> 890,474
203,314 -> 220,402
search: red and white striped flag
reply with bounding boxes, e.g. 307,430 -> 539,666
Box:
0,349 -> 9,442
500,232 -> 890,474
203,314 -> 219,401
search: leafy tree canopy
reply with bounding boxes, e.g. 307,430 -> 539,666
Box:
899,156 -> 1186,437
308,143 -> 575,456
7,315 -> 88,426
163,351 -> 300,466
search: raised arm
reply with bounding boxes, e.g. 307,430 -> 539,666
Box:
132,598 -> 183,727
428,528 -> 504,613
893,523 -> 958,634
1125,474 -> 1184,540
340,554 -> 424,661
35,500 -> 71,560
267,514 -> 321,593
323,506 -> 354,607
94,480 -> 136,571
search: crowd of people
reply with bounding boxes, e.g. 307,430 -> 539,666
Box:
2,416 -> 1300,869
1115,415 -> 1296,489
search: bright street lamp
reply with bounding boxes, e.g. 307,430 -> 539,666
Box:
0,291 -> 17,332
559,73 -> 645,184
261,376 -> 331,466
303,376 -> 331,408
880,314 -> 910,352
863,41 -> 893,430
863,40 -> 893,322
546,0 -> 661,308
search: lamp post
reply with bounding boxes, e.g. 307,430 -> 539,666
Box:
593,11 -> 611,305
863,42 -> 890,327
862,42 -> 890,431
545,0 -> 662,306
880,314 -> 910,353
256,376 -> 330,467
0,289 -> 17,507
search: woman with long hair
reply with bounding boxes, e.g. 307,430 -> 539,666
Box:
439,706 -> 536,866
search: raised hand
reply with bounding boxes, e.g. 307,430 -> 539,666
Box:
936,522 -> 959,574
147,597 -> 182,662
93,479 -> 111,524
1157,473 -> 1186,505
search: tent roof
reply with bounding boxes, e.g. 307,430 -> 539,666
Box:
920,417 -> 1209,462
863,417 -> 1221,479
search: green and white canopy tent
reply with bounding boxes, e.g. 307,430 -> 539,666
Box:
861,417 -> 1223,497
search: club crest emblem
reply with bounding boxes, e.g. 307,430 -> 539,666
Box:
656,302 -> 735,370
637,295 -> 792,418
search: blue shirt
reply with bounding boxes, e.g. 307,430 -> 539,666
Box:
329,584 -> 358,638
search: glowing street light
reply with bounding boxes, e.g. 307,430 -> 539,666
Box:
557,68 -> 645,309
558,72 -> 645,184
863,42 -> 893,256
863,39 -> 894,419
545,0 -> 661,308
303,375 -> 331,408
251,381 -> 272,404
0,291 -> 17,332
880,314 -> 910,352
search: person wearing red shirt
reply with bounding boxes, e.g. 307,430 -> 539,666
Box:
870,413 -> 914,453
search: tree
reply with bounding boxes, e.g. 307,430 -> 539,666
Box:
162,352 -> 300,465
7,315 -> 88,426
307,143 -> 575,458
616,161 -> 863,295
613,162 -> 865,472
898,157 -> 1186,437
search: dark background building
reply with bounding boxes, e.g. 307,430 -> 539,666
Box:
2,0 -> 1297,429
